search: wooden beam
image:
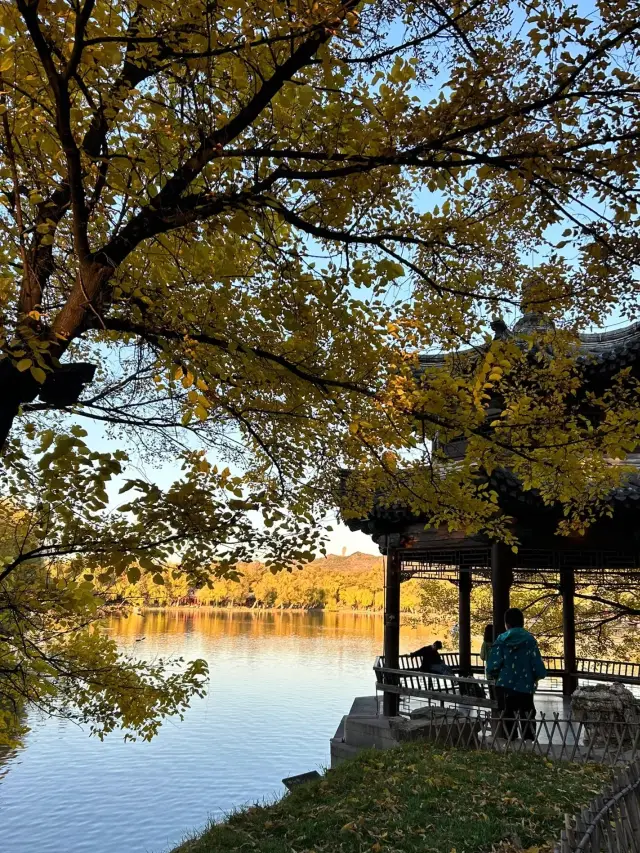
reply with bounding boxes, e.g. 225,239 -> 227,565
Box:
458,569 -> 472,674
561,565 -> 578,696
491,542 -> 513,635
383,548 -> 401,716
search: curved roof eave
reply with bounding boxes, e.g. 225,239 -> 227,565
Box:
416,319 -> 640,373
578,320 -> 640,353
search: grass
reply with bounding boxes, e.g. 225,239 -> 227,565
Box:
173,742 -> 612,853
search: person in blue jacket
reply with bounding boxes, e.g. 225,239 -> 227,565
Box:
486,607 -> 547,740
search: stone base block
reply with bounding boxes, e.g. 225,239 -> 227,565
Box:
344,716 -> 397,750
330,739 -> 363,768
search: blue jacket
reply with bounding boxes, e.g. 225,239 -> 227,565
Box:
486,627 -> 546,694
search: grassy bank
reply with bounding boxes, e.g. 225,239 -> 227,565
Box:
174,743 -> 611,853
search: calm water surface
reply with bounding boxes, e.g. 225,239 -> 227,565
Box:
0,609 -> 441,853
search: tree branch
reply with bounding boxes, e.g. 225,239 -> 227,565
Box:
574,590 -> 640,617
99,5 -> 357,267
17,0 -> 90,262
63,0 -> 96,82
102,316 -> 376,398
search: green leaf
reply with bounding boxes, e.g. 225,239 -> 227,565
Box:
39,429 -> 54,451
127,566 -> 141,584
30,366 -> 46,383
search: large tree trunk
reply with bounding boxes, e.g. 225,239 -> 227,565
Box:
0,261 -> 111,453
0,360 -> 40,450
0,356 -> 97,452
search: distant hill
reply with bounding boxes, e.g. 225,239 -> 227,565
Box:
308,552 -> 384,575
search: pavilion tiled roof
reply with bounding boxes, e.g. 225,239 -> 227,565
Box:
417,316 -> 640,378
343,465 -> 640,539
344,316 -> 640,539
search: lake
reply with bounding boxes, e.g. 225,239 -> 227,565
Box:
0,609 -> 442,853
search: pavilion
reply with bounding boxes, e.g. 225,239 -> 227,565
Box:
344,314 -> 640,715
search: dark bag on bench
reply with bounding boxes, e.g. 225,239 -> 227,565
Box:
458,678 -> 486,699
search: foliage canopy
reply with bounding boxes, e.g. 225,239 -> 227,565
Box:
1,0 -> 639,741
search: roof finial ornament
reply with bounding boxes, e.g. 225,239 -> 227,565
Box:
513,280 -> 555,337
490,317 -> 511,340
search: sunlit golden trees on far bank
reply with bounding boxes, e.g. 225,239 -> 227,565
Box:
104,553 -> 425,614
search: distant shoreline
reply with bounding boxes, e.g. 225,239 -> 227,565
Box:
131,605 -> 424,617
134,604 -> 417,617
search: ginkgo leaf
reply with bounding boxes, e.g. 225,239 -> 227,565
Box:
30,366 -> 46,383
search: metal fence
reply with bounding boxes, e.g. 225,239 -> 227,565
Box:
556,759 -> 640,853
407,707 -> 640,766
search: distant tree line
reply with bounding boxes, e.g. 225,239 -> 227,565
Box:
103,555 -> 425,613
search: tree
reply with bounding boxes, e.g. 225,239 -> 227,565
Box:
1,0 -> 640,739
417,577 -> 640,660
0,437 -> 316,745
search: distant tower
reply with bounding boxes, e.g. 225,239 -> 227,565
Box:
341,546 -> 347,557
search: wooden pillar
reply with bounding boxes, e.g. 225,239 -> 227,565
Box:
561,566 -> 578,696
491,542 -> 513,636
458,569 -> 472,675
383,548 -> 401,716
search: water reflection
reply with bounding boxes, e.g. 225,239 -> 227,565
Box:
0,745 -> 17,785
0,609 -> 440,853
109,608 -> 392,642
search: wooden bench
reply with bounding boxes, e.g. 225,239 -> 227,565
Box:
373,659 -> 498,713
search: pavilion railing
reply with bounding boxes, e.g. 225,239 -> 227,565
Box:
373,664 -> 497,712
556,759 -> 640,853
439,651 -> 566,674
579,659 -> 640,682
381,654 -> 640,686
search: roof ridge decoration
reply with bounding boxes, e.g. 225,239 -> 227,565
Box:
417,317 -> 640,365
